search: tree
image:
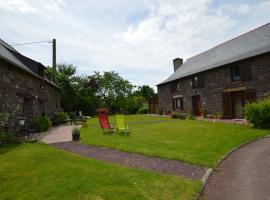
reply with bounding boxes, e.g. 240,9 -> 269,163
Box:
134,85 -> 155,101
45,64 -> 79,112
91,71 -> 134,113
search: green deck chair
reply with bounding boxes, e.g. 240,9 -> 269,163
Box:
115,114 -> 130,135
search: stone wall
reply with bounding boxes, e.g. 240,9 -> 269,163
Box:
0,58 -> 61,123
157,53 -> 270,116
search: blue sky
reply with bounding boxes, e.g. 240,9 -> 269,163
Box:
0,0 -> 270,89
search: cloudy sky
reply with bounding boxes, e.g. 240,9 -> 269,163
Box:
0,0 -> 270,89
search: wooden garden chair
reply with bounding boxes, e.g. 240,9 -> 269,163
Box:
115,114 -> 130,135
98,113 -> 114,133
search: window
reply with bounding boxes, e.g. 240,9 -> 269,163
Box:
192,74 -> 204,88
193,76 -> 198,88
176,81 -> 181,91
231,65 -> 240,81
174,97 -> 184,110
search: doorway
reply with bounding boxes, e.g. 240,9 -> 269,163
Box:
231,91 -> 245,119
192,95 -> 201,116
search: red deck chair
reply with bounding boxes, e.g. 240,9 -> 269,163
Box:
98,113 -> 115,133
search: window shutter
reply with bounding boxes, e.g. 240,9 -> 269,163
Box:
172,98 -> 175,110
198,74 -> 204,88
180,98 -> 184,110
222,92 -> 232,119
240,64 -> 252,81
245,89 -> 256,103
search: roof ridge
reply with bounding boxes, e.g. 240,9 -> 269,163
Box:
186,22 -> 270,61
0,38 -> 18,52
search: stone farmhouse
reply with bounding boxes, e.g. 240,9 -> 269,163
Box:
157,23 -> 270,119
0,39 -> 61,124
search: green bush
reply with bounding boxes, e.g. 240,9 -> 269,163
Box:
72,128 -> 80,141
137,107 -> 149,114
245,99 -> 270,129
187,111 -> 195,120
55,112 -> 69,124
171,112 -> 186,119
33,116 -> 52,132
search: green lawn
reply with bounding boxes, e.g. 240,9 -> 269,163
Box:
0,143 -> 201,200
81,115 -> 270,168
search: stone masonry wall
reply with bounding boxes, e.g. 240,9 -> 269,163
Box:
0,59 -> 61,123
158,53 -> 270,116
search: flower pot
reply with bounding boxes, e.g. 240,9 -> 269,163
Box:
72,134 -> 80,141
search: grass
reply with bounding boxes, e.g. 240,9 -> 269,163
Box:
81,115 -> 270,168
0,143 -> 201,200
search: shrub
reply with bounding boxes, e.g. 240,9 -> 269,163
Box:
187,111 -> 195,120
33,116 -> 52,132
137,107 -> 149,114
245,99 -> 270,129
171,112 -> 186,119
55,112 -> 69,124
72,128 -> 80,141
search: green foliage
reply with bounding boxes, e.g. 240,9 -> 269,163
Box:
0,112 -> 10,127
133,85 -> 155,101
171,112 -> 186,119
245,99 -> 270,129
123,96 -> 145,114
78,96 -> 100,116
54,112 -> 69,124
72,128 -> 80,141
33,116 -> 52,132
92,71 -> 134,113
137,107 -> 149,114
187,111 -> 195,120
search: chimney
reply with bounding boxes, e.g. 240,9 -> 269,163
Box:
173,58 -> 183,72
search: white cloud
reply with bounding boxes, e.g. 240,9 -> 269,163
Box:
0,0 -> 37,13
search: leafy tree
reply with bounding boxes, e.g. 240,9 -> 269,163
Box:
134,85 -> 155,101
45,64 -> 79,112
92,71 -> 134,113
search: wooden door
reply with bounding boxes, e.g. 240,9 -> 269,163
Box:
192,95 -> 201,116
231,91 -> 245,119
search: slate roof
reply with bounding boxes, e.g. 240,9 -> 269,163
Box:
158,23 -> 270,85
0,39 -> 60,89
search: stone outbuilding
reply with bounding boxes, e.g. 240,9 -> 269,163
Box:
0,39 -> 61,124
157,23 -> 270,119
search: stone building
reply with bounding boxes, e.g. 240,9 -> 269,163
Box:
157,23 -> 270,119
0,39 -> 61,124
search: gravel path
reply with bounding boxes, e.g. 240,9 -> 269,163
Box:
51,142 -> 207,180
202,136 -> 270,200
41,125 -> 81,144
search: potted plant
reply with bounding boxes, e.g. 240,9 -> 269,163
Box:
72,128 -> 80,141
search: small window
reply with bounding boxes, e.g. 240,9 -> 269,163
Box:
192,75 -> 204,88
176,81 -> 181,91
193,76 -> 198,88
231,65 -> 240,81
174,98 -> 184,110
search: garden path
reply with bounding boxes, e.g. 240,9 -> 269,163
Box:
51,141 -> 207,180
41,124 -> 81,144
202,136 -> 270,200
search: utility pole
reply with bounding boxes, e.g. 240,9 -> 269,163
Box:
52,38 -> 56,82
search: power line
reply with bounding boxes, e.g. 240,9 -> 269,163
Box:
11,40 -> 52,46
